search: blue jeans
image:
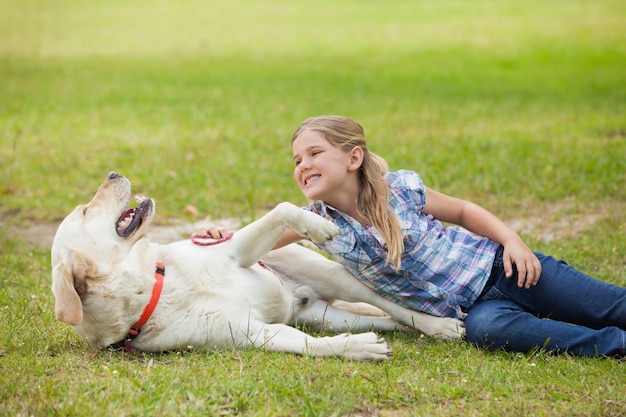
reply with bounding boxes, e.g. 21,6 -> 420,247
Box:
465,246 -> 626,357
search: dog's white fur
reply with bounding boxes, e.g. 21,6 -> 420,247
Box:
51,172 -> 463,361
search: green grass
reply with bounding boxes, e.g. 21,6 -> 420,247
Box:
1,0 -> 625,415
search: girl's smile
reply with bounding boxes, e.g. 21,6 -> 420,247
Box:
304,175 -> 321,186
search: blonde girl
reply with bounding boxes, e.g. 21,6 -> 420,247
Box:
271,115 -> 625,357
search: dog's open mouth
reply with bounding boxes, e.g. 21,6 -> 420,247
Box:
116,196 -> 153,238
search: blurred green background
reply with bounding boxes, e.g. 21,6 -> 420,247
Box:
2,0 -> 624,225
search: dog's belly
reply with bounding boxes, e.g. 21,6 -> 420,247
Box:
216,263 -> 293,323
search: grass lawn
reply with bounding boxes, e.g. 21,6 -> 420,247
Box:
1,0 -> 625,415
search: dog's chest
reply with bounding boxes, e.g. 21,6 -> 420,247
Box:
211,262 -> 290,321
160,243 -> 291,321
208,262 -> 284,301
167,249 -> 287,301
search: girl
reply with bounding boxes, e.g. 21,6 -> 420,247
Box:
209,115 -> 626,357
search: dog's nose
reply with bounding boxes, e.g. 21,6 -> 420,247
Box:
107,171 -> 120,180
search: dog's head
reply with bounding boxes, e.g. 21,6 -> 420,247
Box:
51,172 -> 156,345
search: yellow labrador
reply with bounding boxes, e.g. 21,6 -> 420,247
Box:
51,172 -> 463,360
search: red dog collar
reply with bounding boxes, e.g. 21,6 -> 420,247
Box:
116,263 -> 164,353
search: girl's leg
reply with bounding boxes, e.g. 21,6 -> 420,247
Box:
465,299 -> 626,357
491,251 -> 626,330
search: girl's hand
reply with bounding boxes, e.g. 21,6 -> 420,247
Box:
204,226 -> 229,239
502,238 -> 542,289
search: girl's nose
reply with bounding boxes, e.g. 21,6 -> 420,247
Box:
299,158 -> 312,170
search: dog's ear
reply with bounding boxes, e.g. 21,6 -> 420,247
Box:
52,253 -> 86,325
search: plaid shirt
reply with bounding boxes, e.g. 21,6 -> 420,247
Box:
308,170 -> 498,319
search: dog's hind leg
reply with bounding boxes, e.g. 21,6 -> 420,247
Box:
263,244 -> 466,341
293,300 -> 409,333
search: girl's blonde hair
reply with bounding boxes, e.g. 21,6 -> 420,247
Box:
291,115 -> 404,270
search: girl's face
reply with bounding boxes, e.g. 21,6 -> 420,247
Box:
292,129 -> 361,205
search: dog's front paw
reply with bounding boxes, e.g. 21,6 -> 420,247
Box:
295,210 -> 340,244
306,219 -> 340,244
339,332 -> 393,361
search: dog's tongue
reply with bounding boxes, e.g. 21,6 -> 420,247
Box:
116,196 -> 151,237
117,209 -> 135,233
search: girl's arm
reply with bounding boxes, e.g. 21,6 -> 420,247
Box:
272,229 -> 305,249
423,187 -> 541,289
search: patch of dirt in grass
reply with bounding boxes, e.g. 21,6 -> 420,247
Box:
503,200 -> 624,242
6,200 -> 625,248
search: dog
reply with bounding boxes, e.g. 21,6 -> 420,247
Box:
51,172 -> 464,360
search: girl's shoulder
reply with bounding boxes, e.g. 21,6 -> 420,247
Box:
386,170 -> 427,211
385,169 -> 424,190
